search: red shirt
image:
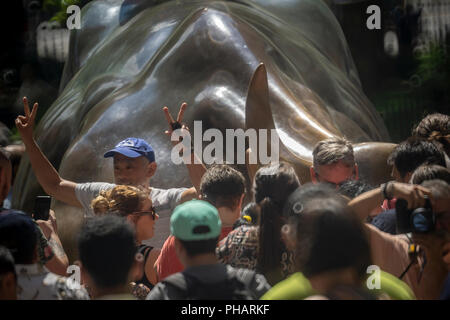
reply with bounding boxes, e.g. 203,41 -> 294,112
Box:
155,226 -> 233,281
382,198 -> 397,211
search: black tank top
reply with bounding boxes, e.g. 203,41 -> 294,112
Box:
137,244 -> 154,290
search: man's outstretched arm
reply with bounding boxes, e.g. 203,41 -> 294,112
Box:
180,150 -> 206,203
15,97 -> 81,207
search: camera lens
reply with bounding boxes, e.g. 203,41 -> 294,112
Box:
412,213 -> 429,233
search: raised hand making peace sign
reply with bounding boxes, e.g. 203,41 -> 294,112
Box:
15,97 -> 38,142
162,102 -> 188,137
162,102 -> 192,148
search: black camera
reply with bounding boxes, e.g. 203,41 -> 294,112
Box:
396,196 -> 436,234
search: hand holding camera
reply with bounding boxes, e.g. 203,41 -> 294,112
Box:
386,182 -> 435,234
386,182 -> 432,209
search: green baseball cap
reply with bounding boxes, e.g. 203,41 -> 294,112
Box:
170,200 -> 222,241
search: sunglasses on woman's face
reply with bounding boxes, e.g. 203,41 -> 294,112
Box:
133,207 -> 157,220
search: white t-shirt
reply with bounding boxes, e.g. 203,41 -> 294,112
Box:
75,182 -> 187,247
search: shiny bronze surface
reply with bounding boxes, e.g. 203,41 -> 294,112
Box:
13,0 -> 393,256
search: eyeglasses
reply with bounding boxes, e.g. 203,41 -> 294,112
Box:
314,171 -> 355,189
314,171 -> 340,188
132,207 -> 157,220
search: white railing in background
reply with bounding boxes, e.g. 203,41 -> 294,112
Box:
411,0 -> 450,52
36,21 -> 70,63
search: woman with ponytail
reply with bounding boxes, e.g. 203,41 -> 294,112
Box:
216,162 -> 300,285
91,185 -> 160,297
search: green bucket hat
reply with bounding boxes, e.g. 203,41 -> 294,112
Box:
170,200 -> 222,241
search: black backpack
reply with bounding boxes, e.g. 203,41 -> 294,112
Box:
162,267 -> 261,300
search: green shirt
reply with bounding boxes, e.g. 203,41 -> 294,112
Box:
260,270 -> 415,300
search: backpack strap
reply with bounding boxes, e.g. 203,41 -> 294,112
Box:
161,273 -> 190,300
164,272 -> 235,300
162,266 -> 266,300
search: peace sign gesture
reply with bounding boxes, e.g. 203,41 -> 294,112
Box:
162,102 -> 189,138
15,97 -> 38,142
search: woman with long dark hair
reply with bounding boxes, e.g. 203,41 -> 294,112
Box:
216,162 -> 300,285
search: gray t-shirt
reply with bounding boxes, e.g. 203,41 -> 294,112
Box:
75,182 -> 187,247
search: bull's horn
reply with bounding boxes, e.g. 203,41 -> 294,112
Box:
244,63 -> 311,181
245,63 -> 275,131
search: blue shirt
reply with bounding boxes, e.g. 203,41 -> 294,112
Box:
371,209 -> 397,235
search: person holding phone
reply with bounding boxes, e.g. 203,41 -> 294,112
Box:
1,147 -> 69,276
34,207 -> 69,276
34,196 -> 51,221
0,211 -> 89,300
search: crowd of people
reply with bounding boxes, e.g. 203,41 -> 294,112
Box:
0,97 -> 449,300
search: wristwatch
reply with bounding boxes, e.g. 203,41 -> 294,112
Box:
380,181 -> 393,200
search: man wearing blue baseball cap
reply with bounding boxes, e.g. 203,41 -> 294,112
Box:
16,98 -> 206,247
102,137 -> 157,187
147,200 -> 271,300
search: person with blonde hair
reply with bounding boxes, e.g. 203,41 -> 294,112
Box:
91,185 -> 160,298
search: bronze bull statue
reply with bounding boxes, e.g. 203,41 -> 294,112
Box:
12,0 -> 395,260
